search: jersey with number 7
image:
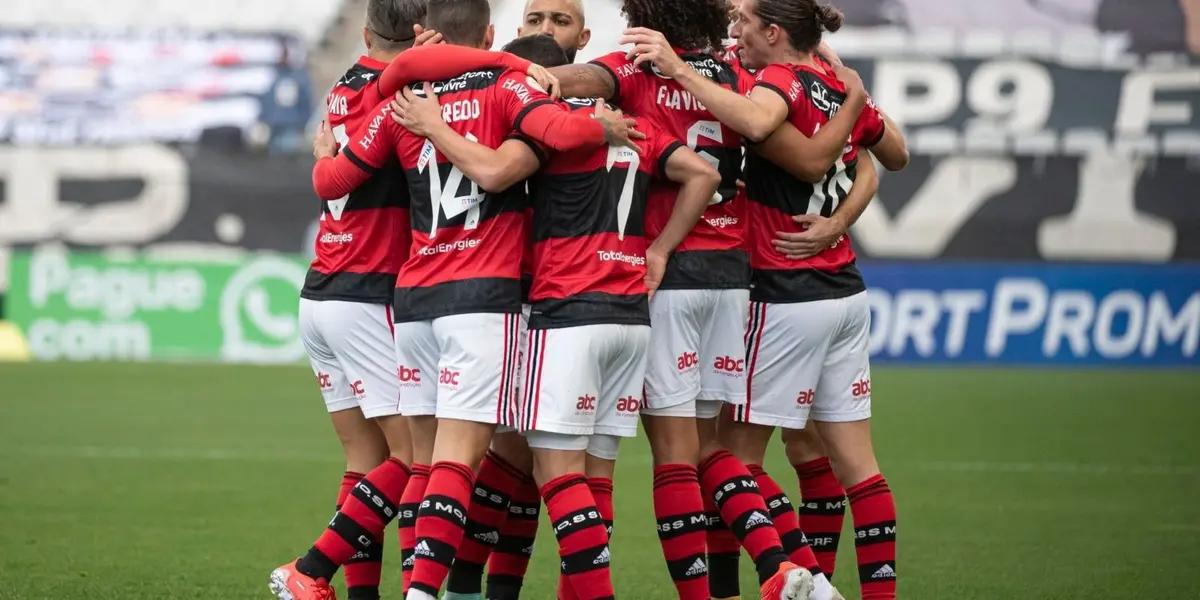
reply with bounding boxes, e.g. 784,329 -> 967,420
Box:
314,66 -> 610,323
590,51 -> 756,290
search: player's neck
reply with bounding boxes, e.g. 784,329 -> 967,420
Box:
368,48 -> 404,63
777,49 -> 816,70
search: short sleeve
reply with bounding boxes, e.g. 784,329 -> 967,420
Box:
856,97 -> 886,147
342,98 -> 397,172
495,70 -> 555,132
590,51 -> 640,106
753,65 -> 801,110
638,119 -> 685,178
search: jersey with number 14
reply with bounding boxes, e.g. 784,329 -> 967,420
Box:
342,68 -> 558,322
591,51 -> 755,290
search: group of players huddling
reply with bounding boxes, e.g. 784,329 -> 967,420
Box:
270,0 -> 909,599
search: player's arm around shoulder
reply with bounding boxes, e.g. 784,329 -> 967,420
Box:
390,83 -> 540,193
869,109 -> 909,172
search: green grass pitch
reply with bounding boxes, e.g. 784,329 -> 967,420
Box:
1,362 -> 1198,599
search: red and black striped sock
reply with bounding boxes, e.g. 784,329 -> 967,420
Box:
445,451 -> 522,595
336,472 -> 384,600
699,450 -> 788,585
652,465 -> 710,600
587,477 -> 615,537
543,473 -> 614,600
398,463 -> 430,593
748,464 -> 823,577
704,490 -> 741,599
408,461 -> 475,598
847,474 -> 897,600
485,474 -> 541,600
795,457 -> 846,576
296,458 -> 410,583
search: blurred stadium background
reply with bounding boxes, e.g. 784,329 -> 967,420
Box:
0,1 -> 1197,598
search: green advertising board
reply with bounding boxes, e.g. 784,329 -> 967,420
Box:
7,248 -> 310,363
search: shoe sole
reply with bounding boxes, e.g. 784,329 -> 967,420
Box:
268,569 -> 294,600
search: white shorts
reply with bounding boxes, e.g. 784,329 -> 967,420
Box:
299,298 -> 400,419
517,324 -> 650,438
733,292 -> 873,429
644,288 -> 750,413
497,305 -> 532,432
393,312 -> 523,424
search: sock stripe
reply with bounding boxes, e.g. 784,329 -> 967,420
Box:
542,473 -> 587,501
412,536 -> 457,568
396,502 -> 419,527
799,496 -> 847,515
858,560 -> 898,583
854,521 -> 897,546
794,456 -> 835,479
349,479 -> 399,523
730,507 -> 776,538
705,511 -> 725,530
328,512 -> 378,550
709,475 -> 761,508
666,553 -> 709,581
471,482 -> 513,511
763,492 -> 794,518
494,534 -> 536,555
507,502 -> 540,519
419,494 -> 469,526
559,543 -> 611,574
552,507 -> 606,541
464,519 -> 502,544
656,512 -> 709,540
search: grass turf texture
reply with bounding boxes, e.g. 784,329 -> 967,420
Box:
1,363 -> 1198,599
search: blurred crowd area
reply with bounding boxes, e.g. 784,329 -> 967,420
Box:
0,0 -> 1195,153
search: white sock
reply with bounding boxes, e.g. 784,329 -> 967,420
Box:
404,589 -> 437,600
442,593 -> 483,600
810,573 -> 835,600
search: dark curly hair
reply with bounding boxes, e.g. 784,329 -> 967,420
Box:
621,0 -> 732,52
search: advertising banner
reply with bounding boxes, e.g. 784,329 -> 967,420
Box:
861,261 -> 1200,366
6,247 -> 309,363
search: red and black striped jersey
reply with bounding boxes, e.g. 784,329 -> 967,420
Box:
332,68 -> 607,322
744,58 -> 885,303
302,56 -> 409,304
528,100 -> 685,330
591,50 -> 755,290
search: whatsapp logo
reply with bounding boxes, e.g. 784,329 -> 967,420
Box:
219,255 -> 306,363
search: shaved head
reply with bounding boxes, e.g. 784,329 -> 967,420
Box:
518,0 -> 590,62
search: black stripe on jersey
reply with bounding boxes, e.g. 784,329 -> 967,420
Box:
659,250 -> 751,290
529,292 -> 650,330
322,161 -> 409,215
336,63 -> 383,92
529,169 -> 651,240
301,270 -> 398,304
406,167 -> 528,234
745,155 -> 858,217
343,146 -> 380,174
657,141 -> 685,178
750,263 -> 865,304
426,68 -> 505,95
796,70 -> 848,121
392,278 -> 523,322
512,98 -> 555,132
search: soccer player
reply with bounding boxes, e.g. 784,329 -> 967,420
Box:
550,2 -> 865,598
271,3 -> 428,600
519,0 -> 591,62
391,32 -> 719,600
624,1 -> 908,599
307,2 -> 642,599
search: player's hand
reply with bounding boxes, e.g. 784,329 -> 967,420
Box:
773,214 -> 846,260
313,119 -> 337,160
526,64 -> 560,99
619,27 -> 687,79
390,83 -> 445,137
644,246 -> 669,299
834,64 -> 865,99
594,99 -> 645,154
413,24 -> 443,47
816,41 -> 843,67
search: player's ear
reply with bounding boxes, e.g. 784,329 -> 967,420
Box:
578,27 -> 592,50
362,27 -> 373,51
484,24 -> 495,50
